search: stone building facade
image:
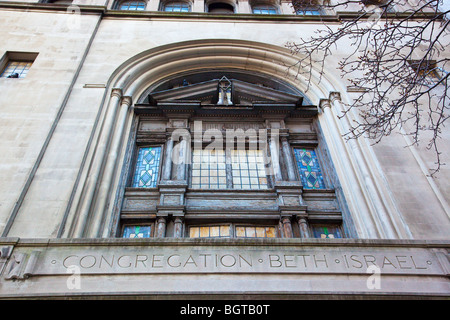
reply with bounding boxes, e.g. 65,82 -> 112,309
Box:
0,0 -> 448,298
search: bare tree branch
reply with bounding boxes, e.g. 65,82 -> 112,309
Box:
287,0 -> 450,175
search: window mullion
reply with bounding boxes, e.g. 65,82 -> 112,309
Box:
225,147 -> 233,189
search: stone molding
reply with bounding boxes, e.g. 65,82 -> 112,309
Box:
0,238 -> 448,298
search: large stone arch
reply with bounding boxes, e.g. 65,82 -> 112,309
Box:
107,39 -> 342,103
64,39 -> 411,240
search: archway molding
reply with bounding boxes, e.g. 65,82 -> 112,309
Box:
64,39 -> 411,240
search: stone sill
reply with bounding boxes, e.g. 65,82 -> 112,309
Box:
2,237 -> 449,248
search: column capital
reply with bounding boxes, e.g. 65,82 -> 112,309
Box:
319,98 -> 332,110
155,216 -> 167,238
156,216 -> 167,223
173,216 -> 184,238
120,96 -> 132,107
111,88 -> 123,98
281,216 -> 292,223
297,216 -> 308,223
174,216 -> 184,223
280,215 -> 294,238
297,216 -> 311,238
329,91 -> 342,104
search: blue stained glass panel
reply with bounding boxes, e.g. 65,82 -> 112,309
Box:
122,225 -> 151,238
294,148 -> 325,189
132,146 -> 162,188
312,225 -> 342,239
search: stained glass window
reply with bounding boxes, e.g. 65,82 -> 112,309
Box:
164,2 -> 190,12
132,146 -> 162,188
0,61 -> 33,78
191,149 -> 227,189
293,148 -> 325,189
235,226 -> 276,238
231,150 -> 267,190
312,225 -> 342,239
189,225 -> 231,238
118,1 -> 146,10
122,225 -> 152,238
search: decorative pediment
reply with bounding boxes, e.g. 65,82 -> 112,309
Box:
146,77 -> 304,106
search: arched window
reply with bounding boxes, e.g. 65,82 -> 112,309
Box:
207,2 -> 235,14
115,72 -> 346,240
252,4 -> 278,14
116,0 -> 146,11
163,1 -> 191,12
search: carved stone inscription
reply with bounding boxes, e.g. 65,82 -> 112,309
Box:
31,245 -> 446,277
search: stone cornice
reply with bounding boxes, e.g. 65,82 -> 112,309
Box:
2,237 -> 449,248
0,2 -> 443,22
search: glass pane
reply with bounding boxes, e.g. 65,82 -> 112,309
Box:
165,3 -> 190,12
191,148 -> 227,189
210,226 -> 220,237
253,6 -> 277,14
220,225 -> 230,237
122,225 -> 151,238
255,227 -> 265,238
293,148 -> 325,189
296,9 -> 320,15
132,146 -> 162,188
246,227 -> 256,237
0,61 -> 33,78
120,1 -> 145,10
236,226 -> 276,238
235,226 -> 246,237
231,150 -> 267,190
200,226 -> 209,237
190,225 -> 231,238
265,227 -> 276,238
190,227 -> 200,238
312,225 -> 342,239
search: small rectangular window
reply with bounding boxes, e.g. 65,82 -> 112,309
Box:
164,3 -> 190,12
253,6 -> 277,14
409,60 -> 441,83
119,1 -> 146,10
132,146 -> 162,188
122,225 -> 152,238
0,52 -> 38,79
189,225 -> 231,238
235,226 -> 276,238
295,9 -> 320,15
188,224 -> 277,238
311,225 -> 342,239
293,148 -> 325,189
